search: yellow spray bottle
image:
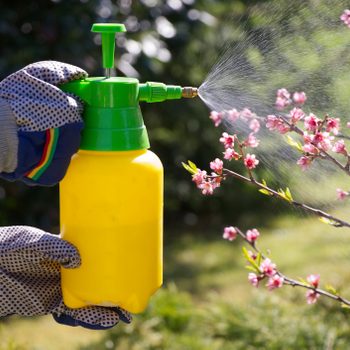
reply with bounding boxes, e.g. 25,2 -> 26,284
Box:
59,23 -> 197,314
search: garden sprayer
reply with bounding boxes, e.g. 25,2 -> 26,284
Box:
59,23 -> 198,313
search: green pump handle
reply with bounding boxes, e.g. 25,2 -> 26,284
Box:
91,23 -> 126,76
60,23 -> 198,151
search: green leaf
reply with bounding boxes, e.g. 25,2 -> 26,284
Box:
259,179 -> 273,196
242,246 -> 251,260
319,217 -> 338,226
259,188 -> 272,196
341,303 -> 350,309
277,187 -> 293,203
188,160 -> 198,171
297,277 -> 308,285
284,187 -> 294,202
242,246 -> 260,271
182,161 -> 197,175
245,265 -> 260,273
277,188 -> 286,200
256,252 -> 262,267
285,135 -> 303,152
325,284 -> 338,295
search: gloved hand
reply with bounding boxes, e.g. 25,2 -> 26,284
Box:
0,226 -> 131,329
0,62 -> 132,329
0,61 -> 87,186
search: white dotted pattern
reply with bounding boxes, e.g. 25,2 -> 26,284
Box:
0,61 -> 87,131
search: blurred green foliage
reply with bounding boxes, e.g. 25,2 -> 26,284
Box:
79,285 -> 350,350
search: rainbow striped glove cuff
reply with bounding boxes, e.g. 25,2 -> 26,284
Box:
0,61 -> 87,186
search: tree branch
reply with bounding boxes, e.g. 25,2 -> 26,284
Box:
222,168 -> 350,228
234,227 -> 350,306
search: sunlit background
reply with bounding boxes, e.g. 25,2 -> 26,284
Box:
2,0 -> 350,349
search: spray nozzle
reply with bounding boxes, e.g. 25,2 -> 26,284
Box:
138,82 -> 198,103
182,87 -> 198,99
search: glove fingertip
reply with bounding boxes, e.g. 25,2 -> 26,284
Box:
58,239 -> 81,268
52,313 -> 116,330
111,307 -> 132,324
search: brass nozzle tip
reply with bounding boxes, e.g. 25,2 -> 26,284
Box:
182,87 -> 198,98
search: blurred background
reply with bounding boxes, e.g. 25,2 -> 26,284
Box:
2,0 -> 350,349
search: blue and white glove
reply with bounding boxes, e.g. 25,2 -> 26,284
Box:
0,226 -> 131,329
0,61 -> 86,186
0,63 -> 132,329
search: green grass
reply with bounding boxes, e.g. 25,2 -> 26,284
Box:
2,206 -> 350,349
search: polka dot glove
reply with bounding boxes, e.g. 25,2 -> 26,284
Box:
0,226 -> 132,329
0,61 -> 87,186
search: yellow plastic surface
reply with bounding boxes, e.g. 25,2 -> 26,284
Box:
60,149 -> 163,314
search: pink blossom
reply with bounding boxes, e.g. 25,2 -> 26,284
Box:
276,123 -> 290,134
248,273 -> 259,287
326,118 -> 340,135
198,181 -> 214,195
275,88 -> 291,110
304,113 -> 320,132
347,122 -> 350,128
211,172 -> 222,189
293,91 -> 307,105
192,169 -> 207,186
306,290 -> 320,304
209,111 -> 222,127
246,228 -> 260,243
267,274 -> 284,290
244,133 -> 260,148
248,250 -> 257,260
260,258 -> 277,277
240,108 -> 254,119
266,115 -> 289,134
210,158 -> 224,174
303,132 -> 313,144
223,148 -> 240,161
265,115 -> 289,134
277,88 -> 290,99
302,143 -> 318,155
312,132 -> 334,152
223,226 -> 237,241
226,109 -> 240,123
266,115 -> 280,131
275,96 -> 290,110
332,140 -> 347,154
297,156 -> 312,171
289,107 -> 305,123
336,188 -> 349,200
340,9 -> 350,27
306,274 -> 320,288
244,154 -> 259,170
249,119 -> 260,133
219,132 -> 235,149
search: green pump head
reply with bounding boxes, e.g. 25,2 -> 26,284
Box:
61,23 -> 198,152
